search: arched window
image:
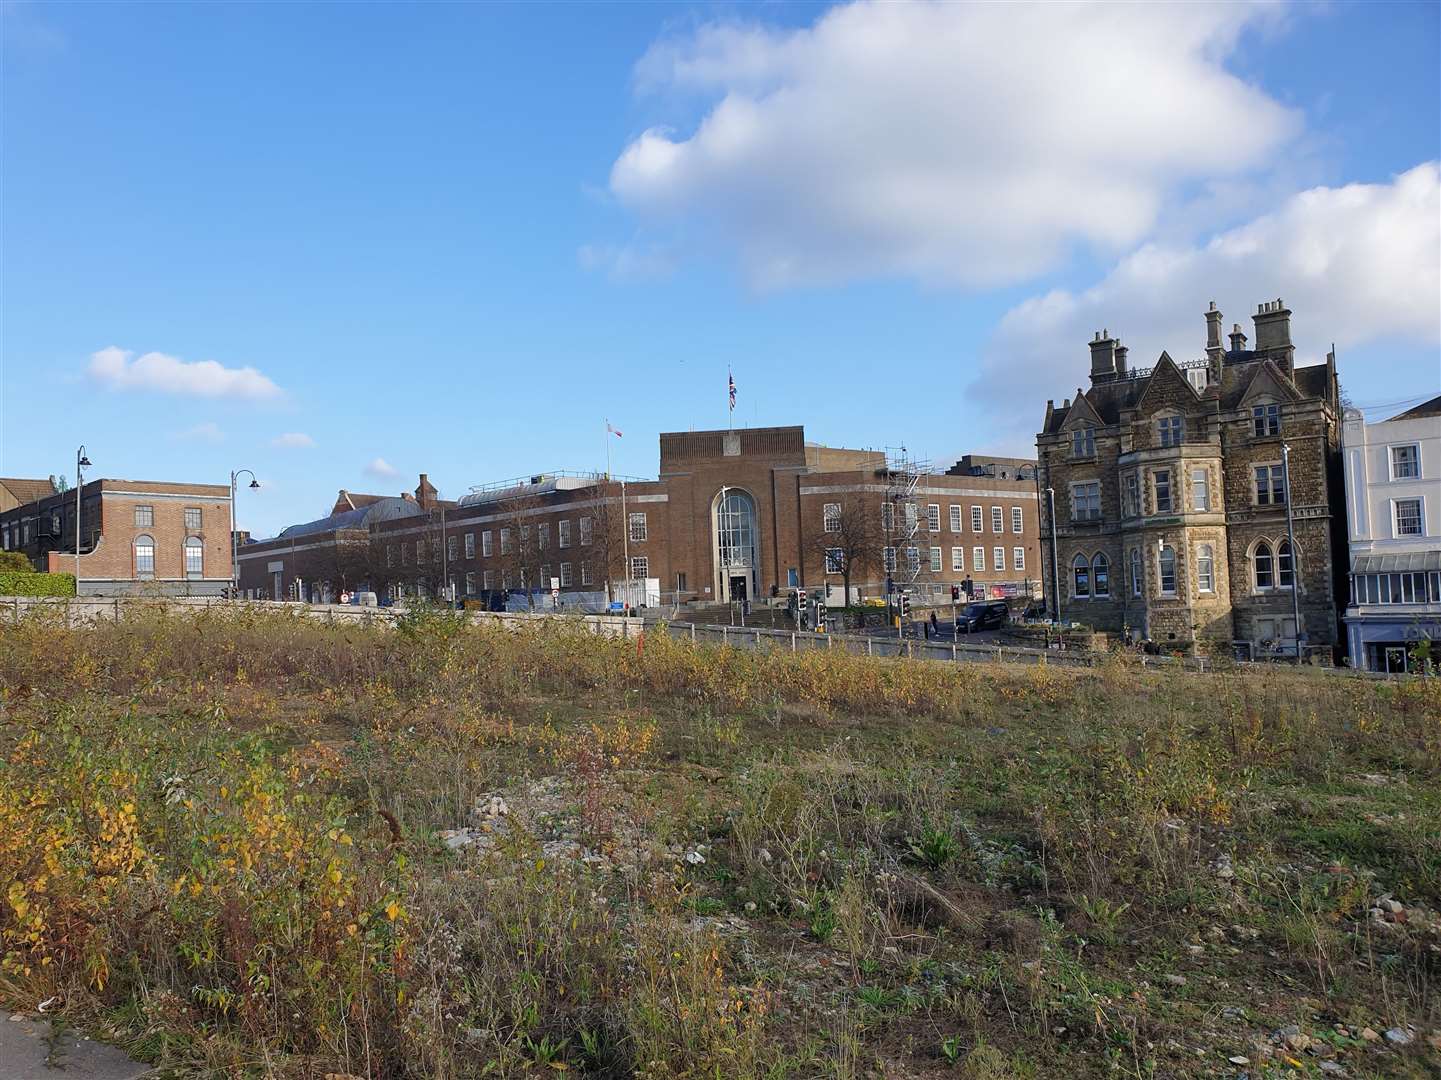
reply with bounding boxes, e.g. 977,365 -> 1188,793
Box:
1072,553 -> 1091,598
184,536 -> 204,577
1253,541 -> 1274,589
1196,544 -> 1215,593
1277,539 -> 1295,589
134,535 -> 155,577
1158,546 -> 1177,595
1092,553 -> 1110,597
1129,548 -> 1143,597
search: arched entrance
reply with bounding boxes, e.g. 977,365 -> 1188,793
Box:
713,487 -> 759,603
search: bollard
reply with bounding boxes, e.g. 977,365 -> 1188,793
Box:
791,632 -> 797,652
690,623 -> 696,643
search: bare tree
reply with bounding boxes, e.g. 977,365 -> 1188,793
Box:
812,499 -> 883,606
494,491 -> 549,609
585,480 -> 628,602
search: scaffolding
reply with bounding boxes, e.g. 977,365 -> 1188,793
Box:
883,448 -> 934,605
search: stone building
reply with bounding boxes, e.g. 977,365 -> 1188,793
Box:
0,477 -> 234,595
238,426 -> 1043,609
1036,300 -> 1345,658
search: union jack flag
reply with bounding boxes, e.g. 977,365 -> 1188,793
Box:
606,420 -> 622,438
728,372 -> 736,411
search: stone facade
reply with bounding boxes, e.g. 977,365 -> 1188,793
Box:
1036,300 -> 1345,658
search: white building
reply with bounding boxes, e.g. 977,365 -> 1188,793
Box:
1341,395 -> 1441,672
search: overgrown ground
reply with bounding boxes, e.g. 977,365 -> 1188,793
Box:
1,606 -> 1438,1079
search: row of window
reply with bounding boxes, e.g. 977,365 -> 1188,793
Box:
132,535 -> 205,577
443,555 -> 656,593
1074,462 -> 1287,522
1350,571 -> 1441,606
1070,538 -> 1296,600
1070,403 -> 1287,460
860,503 -> 1024,535
387,513 -> 627,566
132,505 -> 205,529
865,545 -> 1026,575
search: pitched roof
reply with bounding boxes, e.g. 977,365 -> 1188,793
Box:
0,478 -> 58,505
1390,394 -> 1441,422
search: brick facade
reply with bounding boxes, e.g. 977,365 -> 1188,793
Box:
0,479 -> 233,596
239,427 -> 1043,608
1036,301 -> 1345,657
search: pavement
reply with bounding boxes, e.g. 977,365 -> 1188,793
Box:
0,1014 -> 151,1080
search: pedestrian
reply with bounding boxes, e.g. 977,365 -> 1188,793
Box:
930,610 -> 939,637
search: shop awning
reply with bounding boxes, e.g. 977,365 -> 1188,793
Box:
1352,550 -> 1441,574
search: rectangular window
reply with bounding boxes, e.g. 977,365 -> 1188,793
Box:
401,543 -> 410,566
1071,482 -> 1101,521
501,570 -> 512,589
677,572 -> 687,591
1391,444 -> 1421,480
629,513 -> 647,542
446,536 -> 457,562
464,532 -> 475,558
580,562 -> 592,585
1072,427 -> 1095,457
951,546 -> 964,572
558,519 -> 572,548
992,546 -> 1005,572
881,502 -> 894,532
483,569 -> 494,590
904,503 -> 918,529
1012,547 -> 1025,571
1395,498 -> 1423,536
184,507 -> 202,530
1254,465 -> 1286,505
906,546 -> 920,574
929,546 -> 942,573
1158,547 -> 1177,595
990,506 -> 1003,533
949,505 -> 962,533
134,505 -> 153,528
1129,549 -> 1142,597
823,503 -> 841,533
1191,467 -> 1210,511
1252,403 -> 1281,437
482,530 -> 494,557
1154,470 -> 1172,513
1196,544 -> 1215,592
1158,415 -> 1184,448
416,540 -> 425,563
825,547 -> 845,574
500,528 -> 512,555
1010,507 -> 1023,533
560,562 -> 573,587
578,517 -> 591,545
521,524 -> 531,548
970,506 -> 983,532
630,555 -> 648,579
973,546 -> 985,573
538,523 -> 550,550
927,504 -> 941,532
464,572 -> 475,594
883,546 -> 896,573
1123,472 -> 1139,517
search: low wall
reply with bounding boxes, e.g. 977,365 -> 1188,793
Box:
0,595 -> 641,639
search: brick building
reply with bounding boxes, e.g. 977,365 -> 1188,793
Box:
1036,300 -> 1346,657
0,478 -> 234,595
239,426 -> 1043,609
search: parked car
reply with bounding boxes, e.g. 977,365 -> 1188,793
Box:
956,601 -> 1009,633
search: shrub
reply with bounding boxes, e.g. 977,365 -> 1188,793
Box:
0,570 -> 75,597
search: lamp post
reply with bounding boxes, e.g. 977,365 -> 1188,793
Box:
75,446 -> 91,586
230,469 -> 260,597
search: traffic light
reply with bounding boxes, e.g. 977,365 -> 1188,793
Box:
951,585 -> 960,601
899,592 -> 911,618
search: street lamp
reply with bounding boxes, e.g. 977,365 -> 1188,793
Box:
230,469 -> 260,597
75,446 -> 92,586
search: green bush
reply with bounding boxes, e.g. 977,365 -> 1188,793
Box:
0,551 -> 31,572
0,570 -> 76,597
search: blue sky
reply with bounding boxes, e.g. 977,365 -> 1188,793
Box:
2,0 -> 1437,538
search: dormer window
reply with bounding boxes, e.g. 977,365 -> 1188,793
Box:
1157,415 -> 1184,448
1071,426 -> 1095,458
1253,402 -> 1281,437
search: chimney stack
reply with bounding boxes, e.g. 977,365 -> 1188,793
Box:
1205,301 -> 1225,364
1252,298 -> 1294,375
1229,323 -> 1248,353
1089,329 -> 1118,384
415,472 -> 438,511
1114,341 -> 1129,375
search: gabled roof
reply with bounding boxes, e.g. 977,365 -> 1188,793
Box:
0,478 -> 58,505
1391,394 -> 1441,422
1236,359 -> 1305,408
1133,352 -> 1202,413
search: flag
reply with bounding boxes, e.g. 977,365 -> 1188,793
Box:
606,420 -> 623,438
728,372 -> 736,411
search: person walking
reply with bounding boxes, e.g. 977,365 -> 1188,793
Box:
929,610 -> 939,638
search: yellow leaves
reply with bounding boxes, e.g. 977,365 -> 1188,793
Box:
384,901 -> 401,921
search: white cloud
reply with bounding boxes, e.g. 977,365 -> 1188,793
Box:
971,163 -> 1441,435
577,242 -> 676,282
271,432 -> 315,449
610,1 -> 1299,289
364,457 -> 398,479
88,346 -> 281,400
172,421 -> 224,444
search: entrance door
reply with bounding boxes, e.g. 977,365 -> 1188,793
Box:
1382,645 -> 1409,674
729,575 -> 748,603
272,571 -> 283,601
